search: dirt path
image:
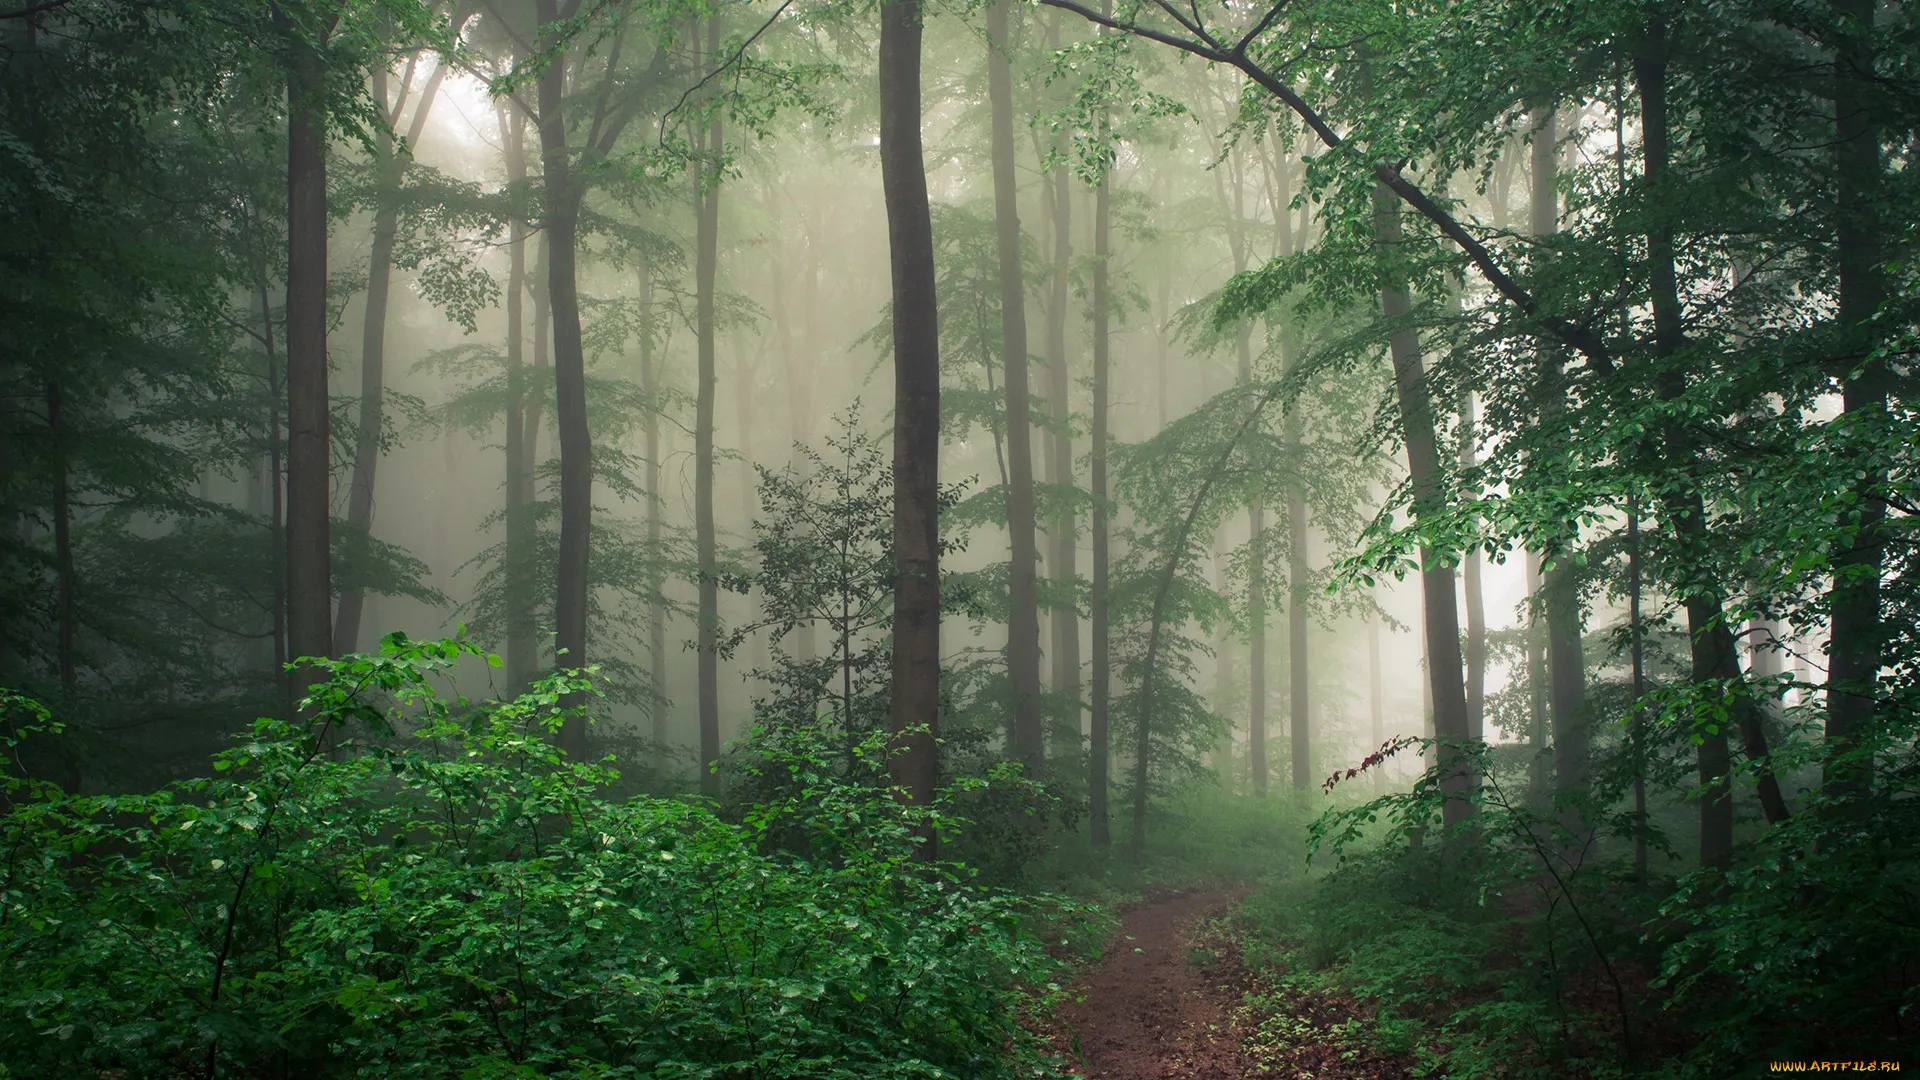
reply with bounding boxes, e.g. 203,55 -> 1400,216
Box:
1053,888 -> 1256,1080
1050,887 -> 1411,1080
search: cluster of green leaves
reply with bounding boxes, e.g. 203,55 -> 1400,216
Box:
0,636 -> 1079,1078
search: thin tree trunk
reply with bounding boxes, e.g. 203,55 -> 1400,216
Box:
1374,178 -> 1474,829
1826,0 -> 1884,796
1369,611 -> 1385,794
1089,80 -> 1112,848
256,274 -> 290,715
500,105 -> 537,692
1525,550 -> 1548,806
536,0 -> 592,757
335,55 -> 456,655
1043,19 -> 1081,757
1628,497 -> 1650,879
45,381 -> 75,694
639,257 -> 667,749
695,15 -> 724,796
1459,390 -> 1485,743
1275,163 -> 1309,796
1530,108 -> 1589,807
880,0 -> 942,849
283,28 -> 334,720
987,0 -> 1046,779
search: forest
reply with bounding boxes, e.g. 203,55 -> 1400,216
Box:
0,0 -> 1915,1076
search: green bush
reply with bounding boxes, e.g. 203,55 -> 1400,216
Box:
0,636 -> 1073,1079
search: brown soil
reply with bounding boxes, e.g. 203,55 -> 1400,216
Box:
1048,887 -> 1415,1080
1052,887 -> 1257,1080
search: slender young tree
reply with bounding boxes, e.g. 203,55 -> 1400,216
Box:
335,25 -> 464,655
499,101 -> 539,691
1530,108 -> 1588,805
1374,177 -> 1474,827
880,0 -> 942,846
1088,53 -> 1113,848
986,0 -> 1045,777
694,12 -> 723,796
1042,9 -> 1081,750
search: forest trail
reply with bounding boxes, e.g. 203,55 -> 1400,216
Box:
1053,888 -> 1257,1079
1052,887 -> 1410,1080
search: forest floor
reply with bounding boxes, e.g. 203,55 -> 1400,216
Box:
1046,886 -> 1413,1080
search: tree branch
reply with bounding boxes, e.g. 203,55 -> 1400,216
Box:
1038,0 -> 1616,374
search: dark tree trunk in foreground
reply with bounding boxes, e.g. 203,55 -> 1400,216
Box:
695,24 -> 723,796
1374,179 -> 1474,829
283,28 -> 333,718
536,0 -> 593,757
987,0 -> 1045,779
1089,92 -> 1113,849
1635,27 -> 1789,867
880,0 -> 942,851
1826,0 -> 1884,796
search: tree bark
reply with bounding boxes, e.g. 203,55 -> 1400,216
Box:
1635,27 -> 1789,866
640,257 -> 667,750
1089,87 -> 1113,848
987,0 -> 1045,779
500,104 -> 538,692
1374,179 -> 1474,829
1529,108 -> 1589,806
536,0 -> 593,757
335,54 -> 456,656
1826,0 -> 1884,796
695,16 -> 723,795
1459,391 -> 1485,744
1368,611 -> 1385,794
1043,18 -> 1081,757
283,27 -> 334,719
880,0 -> 942,849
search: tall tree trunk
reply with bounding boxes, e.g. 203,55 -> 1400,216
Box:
1216,144 -> 1268,799
1826,0 -> 1884,796
536,0 -> 592,757
256,274 -> 291,715
987,0 -> 1045,778
1524,551 -> 1549,805
1089,83 -> 1113,848
1374,179 -> 1474,828
1530,109 -> 1589,805
500,105 -> 537,692
1459,390 -> 1486,743
639,257 -> 667,749
1275,164 -> 1309,796
283,28 -> 334,717
1368,611 -> 1385,794
695,14 -> 724,796
1043,16 -> 1081,758
1635,27 -> 1789,867
880,0 -> 942,849
46,381 -> 75,697
335,55 -> 456,655
1628,497 -> 1650,879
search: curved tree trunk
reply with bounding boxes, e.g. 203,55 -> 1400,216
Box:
880,0 -> 942,853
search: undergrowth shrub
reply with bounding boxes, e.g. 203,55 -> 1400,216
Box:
0,635 -> 1083,1079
